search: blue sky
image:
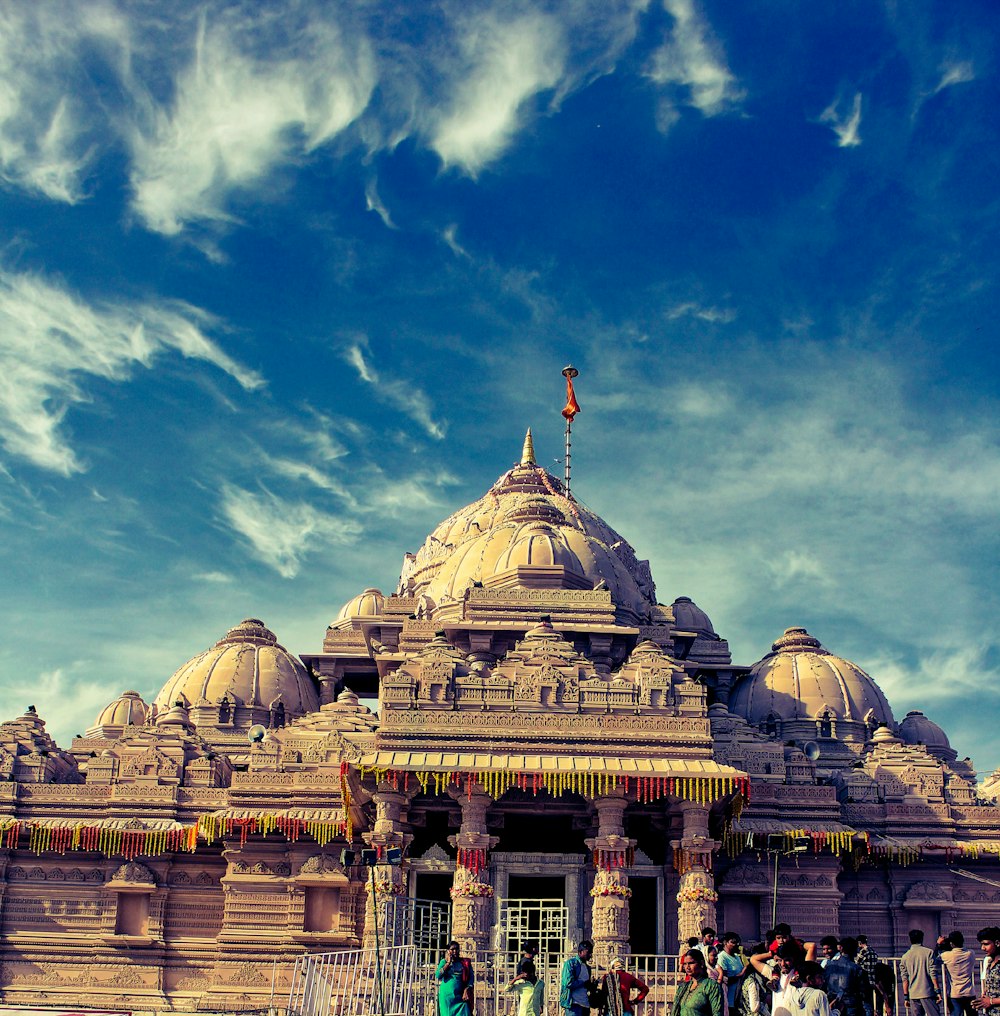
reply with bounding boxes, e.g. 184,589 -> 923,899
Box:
1,0 -> 998,776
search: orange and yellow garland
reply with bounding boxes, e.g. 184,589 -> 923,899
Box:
355,764 -> 750,808
0,811 -> 348,859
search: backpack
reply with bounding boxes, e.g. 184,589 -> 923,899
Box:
734,969 -> 769,1016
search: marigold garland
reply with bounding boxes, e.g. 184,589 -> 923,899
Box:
0,811 -> 348,859
354,764 -> 751,807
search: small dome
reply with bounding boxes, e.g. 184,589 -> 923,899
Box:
493,523 -> 586,574
731,627 -> 894,728
335,588 -> 386,623
153,619 -> 319,719
92,690 -> 148,731
898,710 -> 950,750
671,596 -> 716,635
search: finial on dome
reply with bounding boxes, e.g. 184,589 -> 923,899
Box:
520,428 -> 536,466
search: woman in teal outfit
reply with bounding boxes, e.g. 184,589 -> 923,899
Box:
436,940 -> 474,1016
673,948 -> 724,1016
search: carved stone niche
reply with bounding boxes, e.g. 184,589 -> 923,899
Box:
291,852 -> 356,944
903,880 -> 953,910
100,861 -> 166,948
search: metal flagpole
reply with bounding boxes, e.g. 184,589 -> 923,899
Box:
562,365 -> 578,495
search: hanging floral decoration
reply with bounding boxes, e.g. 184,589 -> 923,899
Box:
367,873 -> 407,896
339,760 -> 354,841
590,882 -> 632,899
457,847 -> 488,875
723,828 -> 860,859
594,847 -> 635,870
450,881 -> 495,899
352,764 -> 750,807
673,847 -> 712,875
676,886 -> 718,904
196,813 -> 347,848
0,812 -> 348,859
718,829 -> 997,869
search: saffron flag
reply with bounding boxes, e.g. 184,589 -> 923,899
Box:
562,375 -> 581,421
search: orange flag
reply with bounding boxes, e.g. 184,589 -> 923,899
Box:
562,375 -> 581,421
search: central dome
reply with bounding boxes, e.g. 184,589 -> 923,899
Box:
397,436 -> 657,620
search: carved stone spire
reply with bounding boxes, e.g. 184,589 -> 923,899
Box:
520,428 -> 536,466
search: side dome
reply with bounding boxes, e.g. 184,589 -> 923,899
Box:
153,619 -> 319,724
86,690 -> 148,737
671,596 -> 716,635
899,710 -> 955,761
731,627 -> 894,728
332,588 -> 385,628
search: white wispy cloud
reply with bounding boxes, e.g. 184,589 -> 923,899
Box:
128,13 -> 375,235
0,268 -> 262,474
219,483 -> 361,579
666,301 -> 736,323
0,5 -> 130,203
819,91 -> 863,148
343,338 -> 446,440
364,178 -> 397,229
26,666 -> 117,738
442,224 -> 470,259
932,60 -> 975,95
430,12 -> 566,174
646,0 -> 743,130
0,2 -> 649,230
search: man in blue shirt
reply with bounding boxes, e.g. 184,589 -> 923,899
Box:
561,939 -> 594,1016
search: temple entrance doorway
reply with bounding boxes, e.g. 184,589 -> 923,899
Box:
629,876 -> 658,954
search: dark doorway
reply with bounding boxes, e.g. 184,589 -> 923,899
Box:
414,872 -> 453,903
721,896 -> 759,944
629,877 -> 659,954
507,875 -> 566,900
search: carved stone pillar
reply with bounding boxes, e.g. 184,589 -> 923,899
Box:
362,786 -> 410,949
673,802 -> 719,948
586,791 -> 635,966
447,787 -> 498,958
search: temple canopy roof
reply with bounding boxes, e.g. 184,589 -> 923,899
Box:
730,626 -> 894,728
396,435 -> 658,621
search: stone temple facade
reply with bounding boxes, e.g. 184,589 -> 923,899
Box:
1,432 -> 999,1010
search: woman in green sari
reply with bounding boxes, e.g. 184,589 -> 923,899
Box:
674,948 -> 724,1016
435,940 -> 474,1016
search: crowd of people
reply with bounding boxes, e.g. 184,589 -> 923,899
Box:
433,924 -> 1000,1016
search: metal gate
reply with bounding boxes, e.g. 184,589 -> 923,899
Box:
384,895 -> 451,964
495,897 -> 569,965
288,944 -> 430,1016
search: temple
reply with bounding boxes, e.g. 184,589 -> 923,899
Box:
1,432 -> 999,1010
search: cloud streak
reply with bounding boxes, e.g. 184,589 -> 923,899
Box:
0,268 -> 262,474
0,2 -> 650,229
430,11 -> 566,174
820,91 -> 863,147
219,482 -> 361,579
343,338 -> 446,440
646,0 -> 743,131
0,5 -> 129,203
128,12 -> 375,235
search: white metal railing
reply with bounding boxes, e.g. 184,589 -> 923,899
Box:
289,947 -> 682,1016
288,948 -> 990,1016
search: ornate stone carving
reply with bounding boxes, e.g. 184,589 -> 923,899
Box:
299,853 -> 345,876
110,861 -> 157,885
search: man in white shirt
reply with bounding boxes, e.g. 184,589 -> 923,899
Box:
939,932 -> 977,1016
